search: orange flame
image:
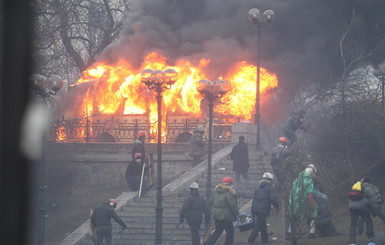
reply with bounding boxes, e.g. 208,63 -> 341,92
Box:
67,51 -> 278,141
56,125 -> 67,141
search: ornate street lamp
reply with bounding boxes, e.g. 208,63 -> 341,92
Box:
30,74 -> 64,245
196,79 -> 229,217
31,74 -> 64,98
248,8 -> 275,150
374,67 -> 385,111
141,68 -> 178,245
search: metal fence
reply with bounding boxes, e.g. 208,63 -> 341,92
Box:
47,115 -> 235,143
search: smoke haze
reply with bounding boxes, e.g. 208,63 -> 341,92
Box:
101,0 -> 385,121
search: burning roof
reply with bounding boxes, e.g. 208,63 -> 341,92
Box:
66,51 -> 278,125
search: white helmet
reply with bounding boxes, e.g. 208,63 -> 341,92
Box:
262,172 -> 274,180
189,182 -> 199,189
306,164 -> 317,176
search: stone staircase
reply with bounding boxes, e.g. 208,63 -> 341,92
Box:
62,146 -> 272,245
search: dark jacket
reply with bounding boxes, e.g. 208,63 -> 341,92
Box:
189,132 -> 205,158
125,159 -> 144,178
132,138 -> 145,159
251,179 -> 279,216
361,182 -> 382,215
314,189 -> 332,224
348,183 -> 376,214
212,184 -> 239,222
90,202 -> 127,228
270,143 -> 290,166
179,189 -> 210,225
230,142 -> 249,172
283,111 -> 306,132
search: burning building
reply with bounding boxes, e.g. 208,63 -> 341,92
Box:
53,51 -> 278,143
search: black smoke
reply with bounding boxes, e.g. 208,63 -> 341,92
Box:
101,0 -> 385,120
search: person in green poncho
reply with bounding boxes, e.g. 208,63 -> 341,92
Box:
287,164 -> 318,239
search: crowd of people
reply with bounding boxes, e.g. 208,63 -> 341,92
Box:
89,112 -> 385,245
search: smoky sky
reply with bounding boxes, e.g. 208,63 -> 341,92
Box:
101,0 -> 385,112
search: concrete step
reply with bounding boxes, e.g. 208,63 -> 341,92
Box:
65,145 -> 272,245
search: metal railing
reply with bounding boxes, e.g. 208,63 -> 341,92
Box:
47,115 -> 235,143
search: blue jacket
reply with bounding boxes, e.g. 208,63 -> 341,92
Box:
251,179 -> 279,216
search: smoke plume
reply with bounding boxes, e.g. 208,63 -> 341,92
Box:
101,0 -> 385,121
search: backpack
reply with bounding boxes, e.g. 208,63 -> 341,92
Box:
349,181 -> 365,201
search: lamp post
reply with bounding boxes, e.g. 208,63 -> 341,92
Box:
374,68 -> 385,111
248,8 -> 275,150
196,80 -> 229,215
30,74 -> 64,245
141,68 -> 178,245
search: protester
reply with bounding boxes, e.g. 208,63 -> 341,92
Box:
132,130 -> 146,160
357,177 -> 385,235
178,182 -> 210,245
313,188 -> 342,237
125,152 -> 147,196
230,135 -> 250,196
283,110 -> 306,148
270,137 -> 290,187
247,172 -> 279,245
352,177 -> 385,242
189,125 -> 205,166
90,199 -> 127,245
287,164 -> 317,239
348,178 -> 376,245
204,177 -> 239,245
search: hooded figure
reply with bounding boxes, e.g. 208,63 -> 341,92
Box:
189,125 -> 205,166
288,164 -> 318,239
204,177 -> 239,245
248,172 -> 279,244
230,135 -> 250,195
132,130 -> 146,160
283,110 -> 306,148
125,152 -> 147,196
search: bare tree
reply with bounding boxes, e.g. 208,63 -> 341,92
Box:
31,0 -> 132,81
332,5 -> 385,181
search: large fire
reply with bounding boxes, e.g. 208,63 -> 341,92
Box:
74,51 -> 278,124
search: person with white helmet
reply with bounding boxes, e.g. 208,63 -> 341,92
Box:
247,172 -> 279,245
90,199 -> 127,245
287,164 -> 318,240
178,182 -> 210,245
189,125 -> 205,166
204,177 -> 239,245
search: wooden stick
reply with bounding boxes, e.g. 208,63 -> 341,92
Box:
138,159 -> 146,197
